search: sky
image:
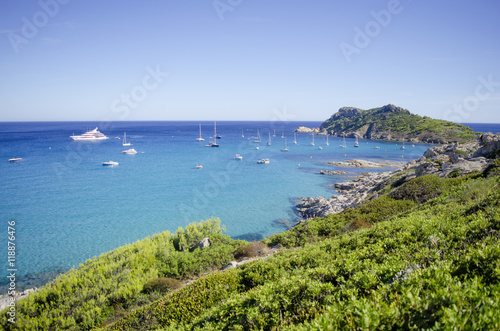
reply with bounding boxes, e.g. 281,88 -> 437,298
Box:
0,0 -> 499,123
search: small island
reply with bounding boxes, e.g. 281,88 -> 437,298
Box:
306,104 -> 477,144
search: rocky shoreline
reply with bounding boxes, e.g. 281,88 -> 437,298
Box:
297,133 -> 500,219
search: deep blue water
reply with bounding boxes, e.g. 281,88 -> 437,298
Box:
0,121 -> 495,288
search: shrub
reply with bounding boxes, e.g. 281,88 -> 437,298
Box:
233,241 -> 269,260
447,169 -> 463,178
389,174 -> 446,203
142,277 -> 182,294
339,219 -> 372,233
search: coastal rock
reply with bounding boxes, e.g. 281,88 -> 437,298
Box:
415,162 -> 439,177
221,261 -> 238,271
319,170 -> 348,175
297,170 -> 396,218
297,134 -> 499,221
474,133 -> 500,157
327,159 -> 395,168
296,126 -> 316,133
440,157 -> 488,177
198,237 -> 211,250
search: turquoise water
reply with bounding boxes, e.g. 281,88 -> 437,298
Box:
0,121 -> 437,285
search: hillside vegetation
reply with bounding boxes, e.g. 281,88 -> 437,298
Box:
320,104 -> 477,143
3,145 -> 500,330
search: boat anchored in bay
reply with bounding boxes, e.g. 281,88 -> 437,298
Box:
70,127 -> 109,141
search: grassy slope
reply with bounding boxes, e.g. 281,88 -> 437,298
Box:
0,218 -> 245,330
320,105 -> 477,143
108,165 -> 500,330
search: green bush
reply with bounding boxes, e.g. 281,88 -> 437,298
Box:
142,278 -> 182,294
389,174 -> 446,203
233,241 -> 269,260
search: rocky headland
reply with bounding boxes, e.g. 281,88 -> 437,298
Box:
298,104 -> 477,144
297,133 -> 500,219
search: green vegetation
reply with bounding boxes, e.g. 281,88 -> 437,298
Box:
3,162 -> 500,330
320,104 -> 477,143
0,218 -> 244,330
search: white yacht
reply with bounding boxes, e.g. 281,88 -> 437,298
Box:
9,157 -> 22,162
234,154 -> 243,160
102,161 -> 119,166
122,148 -> 137,154
70,127 -> 109,141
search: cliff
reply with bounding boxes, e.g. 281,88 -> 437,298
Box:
320,104 -> 477,143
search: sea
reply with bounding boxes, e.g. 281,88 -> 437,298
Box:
0,121 -> 498,290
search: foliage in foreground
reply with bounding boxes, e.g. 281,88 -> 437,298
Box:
0,218 -> 244,330
108,172 -> 500,330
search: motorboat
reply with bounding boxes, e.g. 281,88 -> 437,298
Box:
102,161 -> 119,166
196,164 -> 203,169
70,127 -> 109,141
257,159 -> 270,164
122,148 -> 137,154
234,154 -> 243,160
9,157 -> 22,162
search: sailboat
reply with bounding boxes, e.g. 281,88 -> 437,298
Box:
122,132 -> 131,146
400,140 -> 406,150
326,135 -> 329,146
293,132 -> 298,145
206,122 -> 219,147
273,130 -> 276,137
215,121 -> 221,139
241,128 -> 244,138
281,130 -> 284,138
340,134 -> 346,148
253,130 -> 261,143
354,136 -> 359,147
310,133 -> 315,146
281,137 -> 289,152
267,132 -> 272,146
196,124 -> 204,141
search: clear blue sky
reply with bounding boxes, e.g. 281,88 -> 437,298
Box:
1,0 -> 499,122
